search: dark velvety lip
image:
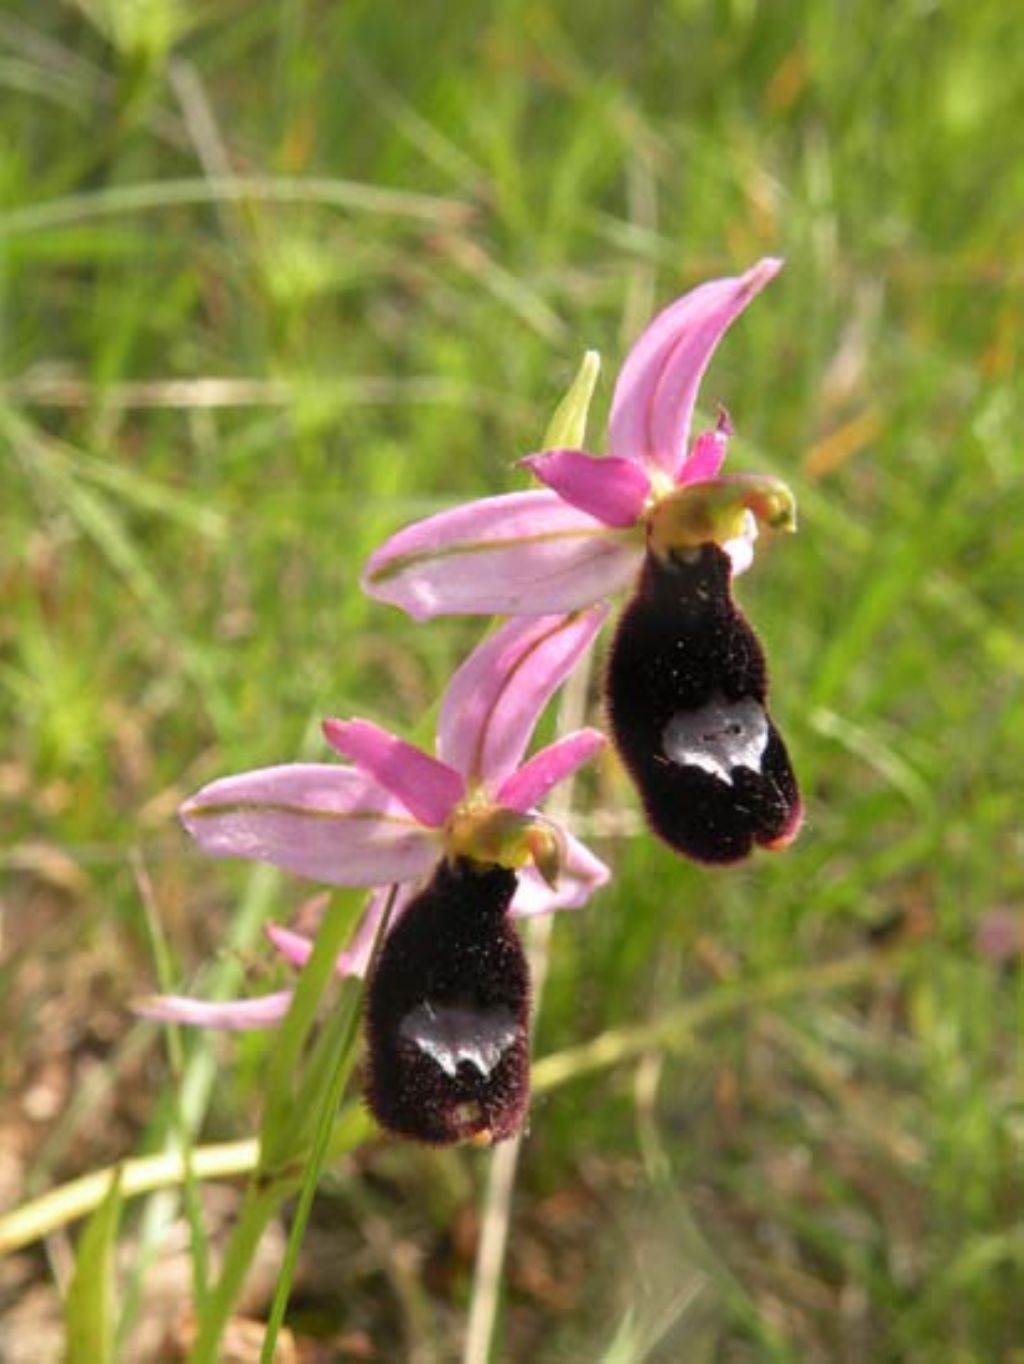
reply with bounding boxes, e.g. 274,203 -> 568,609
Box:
365,857 -> 531,1146
606,544 -> 801,866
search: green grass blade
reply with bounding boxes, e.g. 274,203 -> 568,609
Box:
63,1168 -> 123,1364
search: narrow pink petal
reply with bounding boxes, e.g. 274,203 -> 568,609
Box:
511,832 -> 611,917
322,719 -> 463,827
362,489 -> 640,619
676,410 -> 733,486
608,258 -> 782,479
267,885 -> 407,980
265,924 -> 314,971
520,449 -> 651,528
333,887 -> 391,977
180,763 -> 438,886
338,883 -> 416,975
496,728 -> 606,812
135,991 -> 294,1031
437,608 -> 608,788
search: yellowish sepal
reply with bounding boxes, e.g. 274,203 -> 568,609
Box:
542,350 -> 601,450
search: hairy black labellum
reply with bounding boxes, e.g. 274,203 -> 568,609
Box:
365,857 -> 530,1145
606,544 -> 801,864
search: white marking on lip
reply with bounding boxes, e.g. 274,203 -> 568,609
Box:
662,696 -> 769,786
399,1001 -> 519,1079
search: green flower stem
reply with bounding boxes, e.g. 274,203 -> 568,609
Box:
0,1139 -> 258,1256
188,890 -> 373,1364
259,977 -> 366,1363
259,887 -> 397,1364
134,852 -> 210,1318
259,893 -> 362,1165
463,652 -> 591,1364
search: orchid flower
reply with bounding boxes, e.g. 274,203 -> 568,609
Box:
142,610 -> 610,1143
363,260 -> 803,865
172,607 -> 607,901
362,258 -> 795,620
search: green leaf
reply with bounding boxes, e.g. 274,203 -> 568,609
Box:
543,349 -> 601,449
64,1168 -> 123,1364
258,892 -> 364,1165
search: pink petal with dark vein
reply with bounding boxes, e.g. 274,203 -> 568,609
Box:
135,991 -> 294,1031
437,608 -> 608,788
608,258 -> 782,479
180,763 -> 437,886
362,490 -> 640,619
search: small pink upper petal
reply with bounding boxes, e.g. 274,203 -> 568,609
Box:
135,990 -> 294,1031
496,728 -> 606,812
511,832 -> 611,917
322,719 -> 463,827
676,413 -> 733,486
437,608 -> 608,788
362,489 -> 641,619
521,449 -> 651,528
181,763 -> 437,886
608,258 -> 782,479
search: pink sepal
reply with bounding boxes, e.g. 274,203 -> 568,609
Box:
267,886 -> 405,980
521,449 -> 650,528
135,990 -> 294,1031
362,490 -> 640,619
321,718 -> 463,827
677,413 -> 732,486
608,258 -> 782,479
180,763 -> 437,886
496,728 -> 606,812
437,609 -> 608,789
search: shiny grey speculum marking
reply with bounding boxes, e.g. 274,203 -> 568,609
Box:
399,1002 -> 519,1079
662,696 -> 769,786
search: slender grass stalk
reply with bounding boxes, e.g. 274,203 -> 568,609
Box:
186,1182 -> 282,1364
0,175 -> 470,238
132,851 -> 210,1321
185,891 -> 371,1364
462,658 -> 592,1364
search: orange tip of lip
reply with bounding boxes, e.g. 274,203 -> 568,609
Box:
760,806 -> 804,851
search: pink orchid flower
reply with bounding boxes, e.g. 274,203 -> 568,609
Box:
361,259 -> 802,868
362,258 -> 796,620
140,610 -> 610,1033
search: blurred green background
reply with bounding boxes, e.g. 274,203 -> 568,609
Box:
2,1 -> 1022,1360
